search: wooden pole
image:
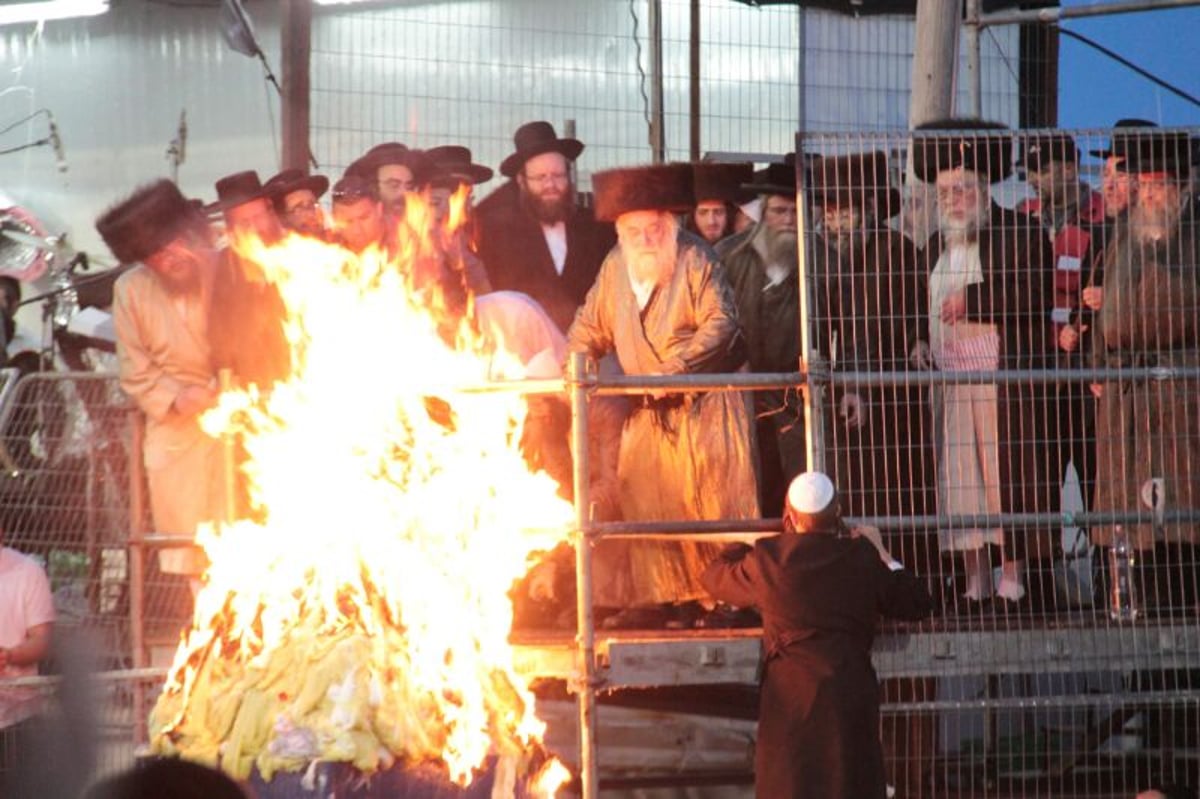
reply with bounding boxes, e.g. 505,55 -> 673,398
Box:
280,0 -> 313,171
964,0 -> 982,117
909,0 -> 961,129
648,0 -> 665,163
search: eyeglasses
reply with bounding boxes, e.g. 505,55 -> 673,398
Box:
524,171 -> 569,186
332,186 -> 374,204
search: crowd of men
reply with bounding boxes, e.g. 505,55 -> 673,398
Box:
91,116 -> 1200,638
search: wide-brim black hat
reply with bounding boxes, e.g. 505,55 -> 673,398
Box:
263,168 -> 330,203
742,153 -> 799,196
692,161 -> 754,205
593,162 -> 694,222
345,142 -> 430,185
911,119 -> 1013,184
426,145 -> 494,186
205,170 -> 273,214
499,121 -> 584,178
1088,118 -> 1159,159
809,151 -> 901,220
1016,132 -> 1080,170
96,179 -> 205,265
1115,130 -> 1193,178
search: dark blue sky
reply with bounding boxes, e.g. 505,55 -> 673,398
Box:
1057,2 -> 1200,128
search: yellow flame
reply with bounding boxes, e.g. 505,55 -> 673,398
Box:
150,193 -> 573,787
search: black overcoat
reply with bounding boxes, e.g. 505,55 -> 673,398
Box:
476,193 -> 615,333
701,533 -> 932,799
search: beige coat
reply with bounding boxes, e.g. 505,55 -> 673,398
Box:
567,232 -> 759,604
114,266 -> 224,570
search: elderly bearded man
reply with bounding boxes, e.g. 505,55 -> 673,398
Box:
1091,131 -> 1200,608
912,120 -> 1056,608
567,162 -> 759,628
100,180 -> 225,580
717,156 -> 805,513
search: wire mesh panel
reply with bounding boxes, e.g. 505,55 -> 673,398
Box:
795,124 -> 1200,797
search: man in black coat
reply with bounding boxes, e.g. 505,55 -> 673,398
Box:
477,121 -> 615,333
911,119 -> 1057,607
702,471 -> 932,799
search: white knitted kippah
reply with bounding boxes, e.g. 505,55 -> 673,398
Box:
786,472 -> 836,515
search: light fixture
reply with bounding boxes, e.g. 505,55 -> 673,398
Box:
0,1 -> 109,26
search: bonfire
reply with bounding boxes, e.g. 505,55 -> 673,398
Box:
147,187 -> 573,796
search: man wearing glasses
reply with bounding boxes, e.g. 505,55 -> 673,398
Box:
477,120 -> 615,333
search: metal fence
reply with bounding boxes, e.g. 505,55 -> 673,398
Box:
4,118 -> 1200,795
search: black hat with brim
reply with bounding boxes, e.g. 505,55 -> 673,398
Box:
426,145 -> 494,187
1016,132 -> 1080,170
692,161 -> 755,205
810,151 -> 902,220
741,153 -> 799,196
264,168 -> 330,205
1116,130 -> 1193,178
499,121 -> 584,179
1088,118 -> 1159,159
205,170 -> 273,214
911,119 -> 1013,184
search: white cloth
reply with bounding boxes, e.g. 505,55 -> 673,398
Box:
928,244 -> 1003,552
0,547 -> 54,727
928,244 -> 1000,372
541,222 -> 568,275
473,291 -> 567,380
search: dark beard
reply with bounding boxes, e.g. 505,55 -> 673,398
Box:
520,188 -> 575,225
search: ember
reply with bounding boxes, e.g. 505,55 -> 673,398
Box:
147,190 -> 573,794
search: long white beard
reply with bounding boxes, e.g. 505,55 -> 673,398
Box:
621,237 -> 678,289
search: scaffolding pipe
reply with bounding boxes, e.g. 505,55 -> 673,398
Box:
648,0 -> 666,163
568,352 -> 599,799
590,508 -> 1200,538
980,0 -> 1200,27
794,133 -> 822,472
964,0 -> 983,117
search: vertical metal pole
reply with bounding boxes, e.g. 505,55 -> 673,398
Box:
648,0 -> 666,163
219,369 -> 237,526
281,0 -> 314,171
796,7 -> 806,132
965,0 -> 983,117
568,352 -> 598,799
564,118 -> 579,200
128,410 -> 149,743
910,0 -> 961,130
688,0 -> 701,162
793,133 -> 821,472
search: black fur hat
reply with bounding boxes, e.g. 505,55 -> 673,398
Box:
810,150 -> 901,219
593,162 -> 694,222
95,180 -> 204,265
911,118 -> 1013,184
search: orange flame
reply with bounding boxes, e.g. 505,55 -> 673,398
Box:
149,192 -> 572,791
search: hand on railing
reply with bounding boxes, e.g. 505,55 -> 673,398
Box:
1058,323 -> 1087,352
1082,285 -> 1103,311
839,391 -> 867,429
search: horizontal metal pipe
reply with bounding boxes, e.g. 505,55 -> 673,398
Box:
589,509 -> 1200,539
882,690 -> 1200,714
980,0 -> 1200,27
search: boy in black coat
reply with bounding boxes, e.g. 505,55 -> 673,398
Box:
702,472 -> 933,799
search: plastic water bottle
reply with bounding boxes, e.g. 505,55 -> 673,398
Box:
1109,526 -> 1139,622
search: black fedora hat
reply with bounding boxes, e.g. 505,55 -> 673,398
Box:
911,118 -> 1013,184
206,170 -> 273,214
1016,132 -> 1080,171
426,145 -> 494,187
742,153 -> 799,196
1089,118 -> 1159,160
96,179 -> 206,265
499,121 -> 584,179
692,161 -> 754,205
264,168 -> 330,204
1116,130 -> 1192,178
810,151 -> 902,220
345,142 -> 430,184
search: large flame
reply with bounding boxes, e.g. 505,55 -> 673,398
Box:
148,189 -> 573,794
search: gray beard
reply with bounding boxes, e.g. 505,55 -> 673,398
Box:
766,229 -> 798,266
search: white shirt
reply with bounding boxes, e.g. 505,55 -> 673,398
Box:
542,222 -> 568,275
928,243 -> 1000,372
0,547 -> 55,727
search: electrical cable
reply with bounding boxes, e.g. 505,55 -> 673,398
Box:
1057,25 -> 1200,111
628,0 -> 654,148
